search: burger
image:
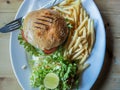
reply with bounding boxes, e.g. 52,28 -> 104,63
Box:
21,9 -> 68,54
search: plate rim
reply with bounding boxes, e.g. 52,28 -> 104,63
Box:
10,0 -> 106,90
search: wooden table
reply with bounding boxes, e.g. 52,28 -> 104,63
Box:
0,0 -> 120,90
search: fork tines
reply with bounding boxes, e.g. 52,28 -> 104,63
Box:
0,17 -> 22,33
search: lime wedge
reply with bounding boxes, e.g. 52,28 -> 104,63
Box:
44,73 -> 59,89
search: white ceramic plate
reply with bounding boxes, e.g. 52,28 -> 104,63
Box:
10,0 -> 106,90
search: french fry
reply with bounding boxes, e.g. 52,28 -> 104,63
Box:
81,39 -> 87,45
77,64 -> 84,73
73,0 -> 81,22
79,43 -> 82,49
69,47 -> 73,55
75,48 -> 82,53
64,50 -> 67,57
79,27 -> 85,36
59,6 -> 73,10
87,18 -> 91,38
76,55 -> 83,60
73,37 -> 81,51
89,19 -> 94,53
76,16 -> 88,31
80,8 -> 83,23
53,6 -> 71,15
68,29 -> 79,49
79,51 -> 88,64
84,10 -> 87,19
84,42 -> 88,52
73,7 -> 78,28
72,48 -> 84,60
82,27 -> 87,38
82,63 -> 90,70
59,0 -> 74,6
59,0 -> 67,6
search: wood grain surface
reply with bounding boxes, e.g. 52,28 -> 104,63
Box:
0,0 -> 120,90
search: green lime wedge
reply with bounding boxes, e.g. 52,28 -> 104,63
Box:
44,73 -> 59,89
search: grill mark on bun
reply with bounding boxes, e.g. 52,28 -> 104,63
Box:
34,22 -> 49,30
34,26 -> 44,30
34,22 -> 48,26
41,16 -> 54,21
37,18 -> 53,23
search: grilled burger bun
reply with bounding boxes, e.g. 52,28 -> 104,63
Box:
22,9 -> 68,53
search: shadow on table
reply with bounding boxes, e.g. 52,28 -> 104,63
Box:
91,18 -> 114,90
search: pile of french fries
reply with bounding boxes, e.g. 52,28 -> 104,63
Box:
53,0 -> 95,72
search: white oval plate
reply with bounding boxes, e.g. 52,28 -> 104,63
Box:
10,0 -> 106,90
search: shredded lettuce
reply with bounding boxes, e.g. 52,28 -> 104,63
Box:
18,32 -> 79,90
18,34 -> 44,56
30,53 -> 78,90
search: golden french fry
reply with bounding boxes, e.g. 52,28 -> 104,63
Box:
84,42 -> 88,51
82,27 -> 87,38
53,6 -> 71,15
73,37 -> 81,51
64,50 -> 67,57
69,47 -> 73,55
80,8 -> 83,23
79,27 -> 85,36
84,10 -> 87,19
73,7 -> 78,28
87,18 -> 91,37
82,63 -> 90,70
75,48 -> 82,53
81,39 -> 87,45
89,19 -> 94,53
79,43 -> 83,49
76,16 -> 88,31
73,0 -> 81,21
79,51 -> 88,64
72,48 -> 84,60
77,64 -> 84,73
59,0 -> 66,6
80,37 -> 85,43
59,6 -> 73,10
76,55 -> 83,60
68,30 -> 79,49
59,0 -> 74,6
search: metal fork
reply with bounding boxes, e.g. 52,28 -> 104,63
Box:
0,0 -> 63,33
0,17 -> 22,33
